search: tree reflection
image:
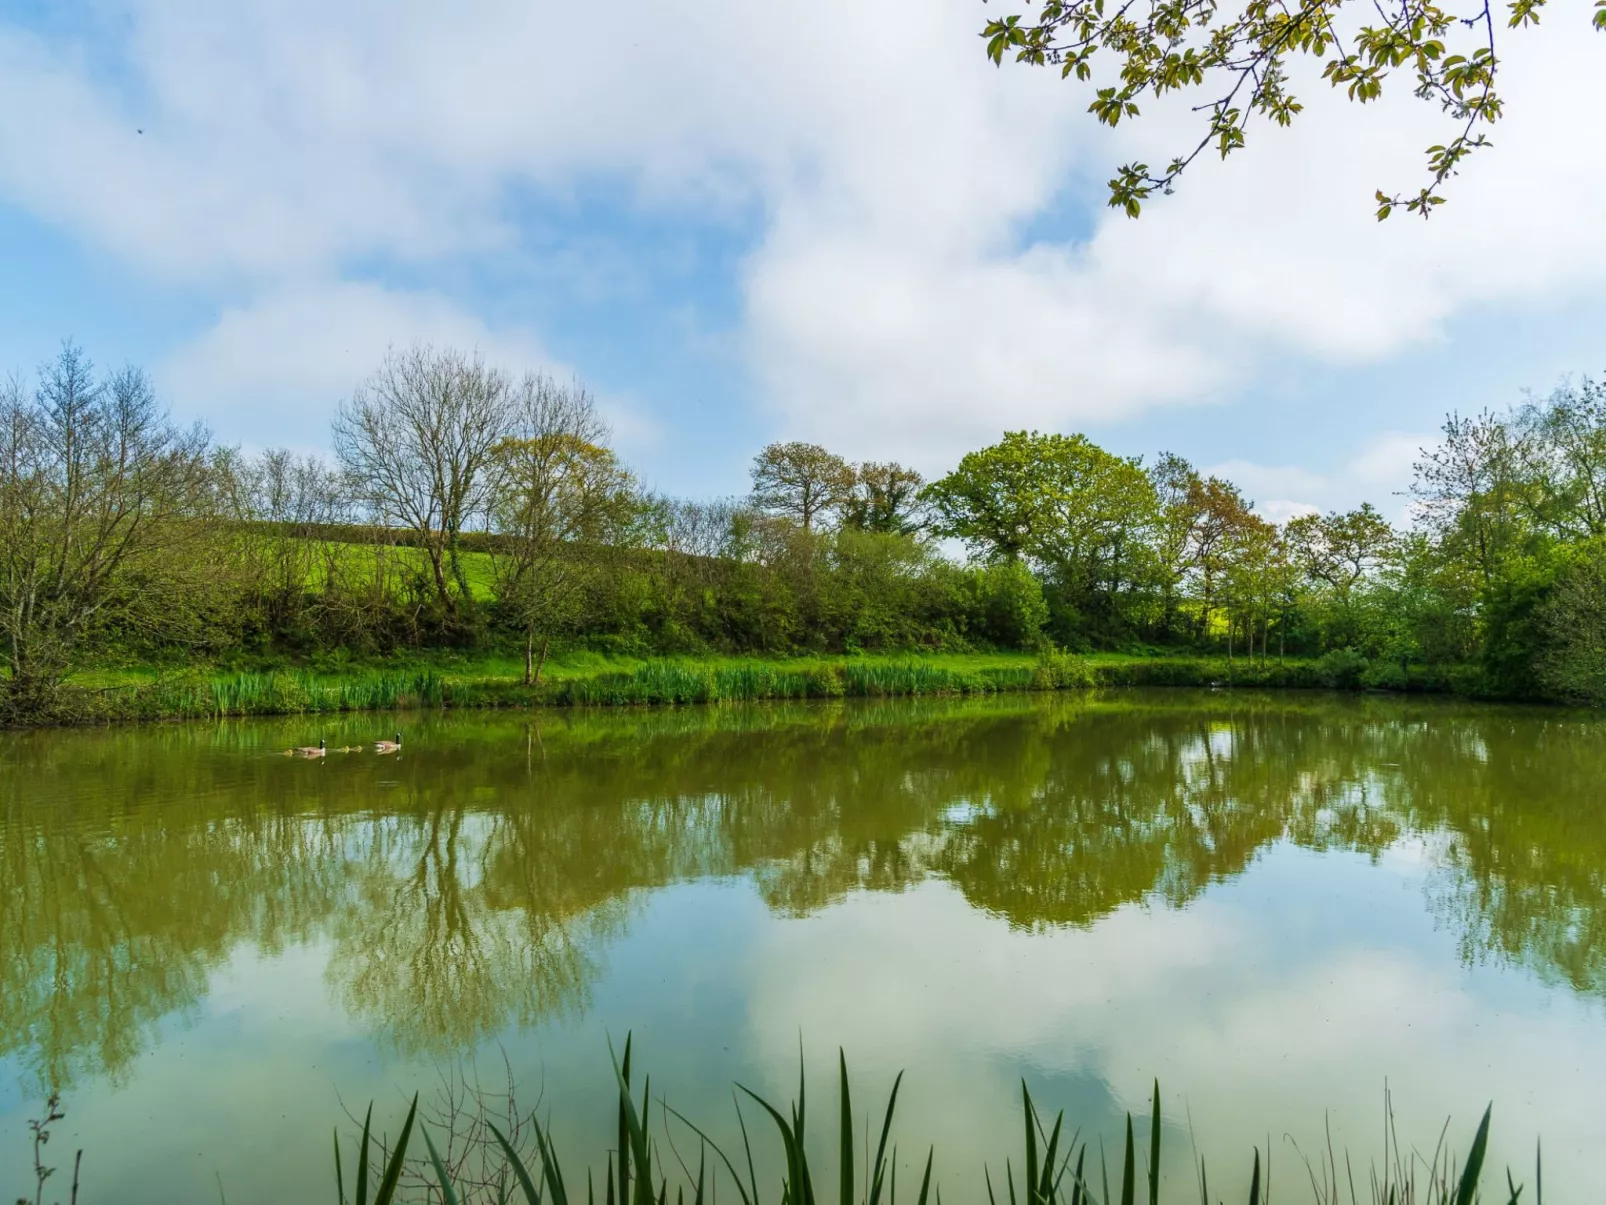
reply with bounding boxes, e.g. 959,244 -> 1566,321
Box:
3,693 -> 1605,1092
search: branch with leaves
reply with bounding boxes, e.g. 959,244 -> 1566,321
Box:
983,0 -> 1606,218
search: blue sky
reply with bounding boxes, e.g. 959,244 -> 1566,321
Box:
1,0 -> 1602,518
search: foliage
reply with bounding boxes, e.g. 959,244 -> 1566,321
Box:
0,344 -> 221,721
1314,647 -> 1369,690
1534,539 -> 1606,704
5,338 -> 1606,724
750,442 -> 857,531
980,0 -> 1606,219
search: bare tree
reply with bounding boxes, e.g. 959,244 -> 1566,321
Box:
334,344 -> 512,621
0,343 -> 217,718
750,441 -> 854,530
489,375 -> 637,685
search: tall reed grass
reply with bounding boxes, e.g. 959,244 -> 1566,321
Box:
336,1038 -> 1528,1205
24,649 -> 1457,728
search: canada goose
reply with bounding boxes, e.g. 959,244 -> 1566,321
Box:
374,732 -> 403,753
287,739 -> 327,757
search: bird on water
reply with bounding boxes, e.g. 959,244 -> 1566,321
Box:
287,738 -> 327,757
373,732 -> 403,753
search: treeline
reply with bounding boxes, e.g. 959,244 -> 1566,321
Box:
2,341 -> 1603,719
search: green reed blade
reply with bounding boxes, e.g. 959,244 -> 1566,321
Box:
738,1083 -> 805,1204
372,1094 -> 418,1205
335,1129 -> 346,1205
620,1036 -> 634,1205
487,1122 -> 544,1205
660,1100 -> 754,1205
915,1150 -> 935,1205
422,1123 -> 463,1205
1247,1150 -> 1260,1205
356,1104 -> 373,1205
1023,1086 -> 1038,1205
1452,1106 -> 1492,1205
839,1051 -> 854,1205
1148,1082 -> 1160,1205
1120,1117 -> 1134,1205
1039,1110 -> 1065,1205
868,1072 -> 904,1205
609,1037 -> 655,1205
532,1114 -> 572,1205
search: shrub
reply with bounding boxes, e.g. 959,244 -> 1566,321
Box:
1314,648 -> 1369,689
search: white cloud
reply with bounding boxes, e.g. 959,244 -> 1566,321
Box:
0,1 -> 1602,468
159,282 -> 556,450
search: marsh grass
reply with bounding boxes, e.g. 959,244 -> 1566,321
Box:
331,1039 -> 1529,1205
26,649 -> 1457,727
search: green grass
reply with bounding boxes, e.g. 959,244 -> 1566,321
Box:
327,1036 -> 1522,1205
33,649 -> 1461,725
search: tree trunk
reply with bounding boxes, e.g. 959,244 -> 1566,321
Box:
533,635 -> 550,687
524,623 -> 535,686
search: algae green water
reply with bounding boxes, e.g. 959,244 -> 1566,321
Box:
2,691 -> 1603,1201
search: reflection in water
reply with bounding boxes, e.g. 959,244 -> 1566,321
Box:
2,692 -> 1604,1095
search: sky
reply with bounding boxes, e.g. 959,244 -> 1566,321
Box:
0,1 -> 1602,523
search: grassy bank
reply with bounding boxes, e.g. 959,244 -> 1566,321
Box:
15,649 -> 1466,726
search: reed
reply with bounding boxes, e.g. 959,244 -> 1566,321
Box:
335,1039 -> 1528,1205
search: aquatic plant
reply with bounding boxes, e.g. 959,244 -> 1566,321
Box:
335,1039 -> 1527,1205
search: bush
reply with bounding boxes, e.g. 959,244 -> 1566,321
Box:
1361,660 -> 1410,692
1314,648 -> 1369,689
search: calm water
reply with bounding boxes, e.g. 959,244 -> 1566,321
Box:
3,691 -> 1604,1201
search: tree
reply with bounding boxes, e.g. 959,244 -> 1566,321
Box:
1180,475 -> 1255,641
983,0 -> 1606,219
750,442 -> 855,530
923,430 -> 1157,641
1513,377 -> 1606,539
1147,452 -> 1203,639
843,461 -> 926,534
1286,503 -> 1396,644
0,344 -> 217,718
334,344 -> 512,622
1411,410 -> 1530,587
489,375 -> 638,685
1535,539 -> 1606,704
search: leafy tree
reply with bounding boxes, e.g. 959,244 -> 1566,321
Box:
1411,410 -> 1531,588
489,375 -> 638,684
1513,377 -> 1606,539
1147,452 -> 1203,639
1535,539 -> 1606,704
924,431 -> 1156,579
1180,474 -> 1255,642
0,344 -> 218,719
750,441 -> 855,530
843,461 -> 926,534
1286,503 -> 1396,645
982,0 -> 1606,219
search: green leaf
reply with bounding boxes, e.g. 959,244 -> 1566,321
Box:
372,1095 -> 418,1205
488,1122 -> 545,1205
1453,1106 -> 1493,1205
422,1124 -> 463,1205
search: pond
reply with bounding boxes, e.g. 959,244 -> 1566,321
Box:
2,691 -> 1604,1202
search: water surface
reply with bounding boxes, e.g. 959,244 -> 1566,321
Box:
3,691 -> 1604,1200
